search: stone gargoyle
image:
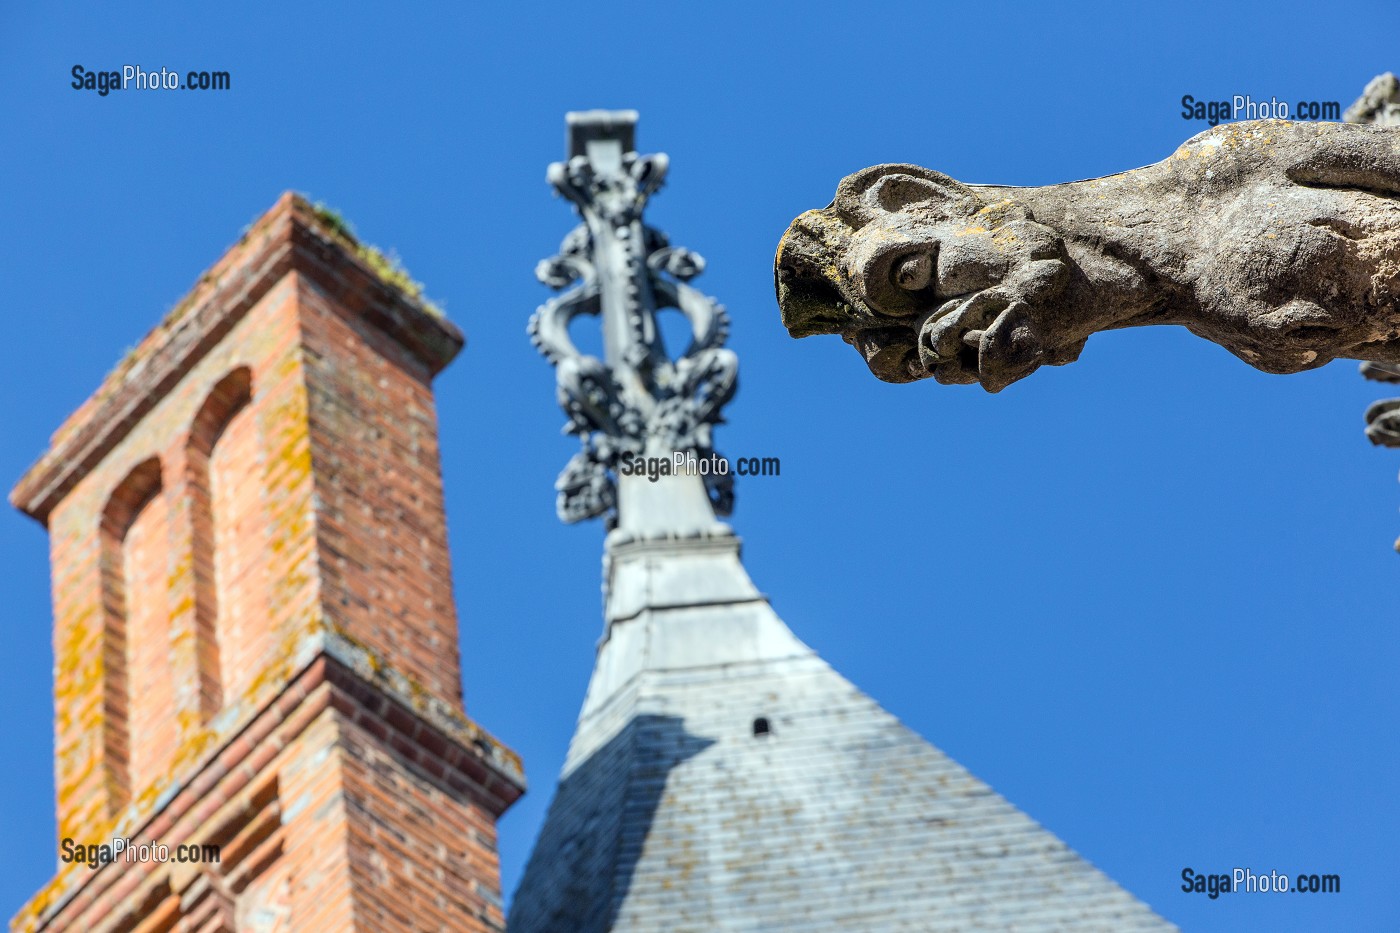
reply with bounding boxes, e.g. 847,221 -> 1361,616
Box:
775,120 -> 1400,392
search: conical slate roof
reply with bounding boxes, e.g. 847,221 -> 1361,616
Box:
507,533 -> 1175,931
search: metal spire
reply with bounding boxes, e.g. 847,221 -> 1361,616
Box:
530,111 -> 737,531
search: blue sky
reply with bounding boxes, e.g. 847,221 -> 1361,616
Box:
2,3 -> 1398,930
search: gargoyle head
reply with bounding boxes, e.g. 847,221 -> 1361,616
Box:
775,165 -> 1074,392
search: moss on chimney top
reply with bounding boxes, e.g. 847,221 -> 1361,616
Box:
310,201 -> 445,319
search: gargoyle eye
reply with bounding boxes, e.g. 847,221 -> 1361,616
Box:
853,240 -> 939,317
892,250 -> 935,292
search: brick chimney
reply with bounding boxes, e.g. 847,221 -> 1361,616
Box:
10,194 -> 523,932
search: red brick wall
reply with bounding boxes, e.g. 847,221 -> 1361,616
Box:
43,273 -> 315,846
338,714 -> 507,932
12,658 -> 517,933
121,485 -> 177,804
296,276 -> 465,709
12,196 -> 519,933
208,391 -> 274,705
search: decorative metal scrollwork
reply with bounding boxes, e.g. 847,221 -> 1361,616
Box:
529,112 -> 737,527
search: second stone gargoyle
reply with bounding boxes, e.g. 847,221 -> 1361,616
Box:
774,120 -> 1400,392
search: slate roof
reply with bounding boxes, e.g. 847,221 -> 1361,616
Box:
507,534 -> 1175,932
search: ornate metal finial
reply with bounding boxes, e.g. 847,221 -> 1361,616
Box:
530,111 -> 737,528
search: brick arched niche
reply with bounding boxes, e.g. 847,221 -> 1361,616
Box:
187,366 -> 273,721
100,457 -> 169,815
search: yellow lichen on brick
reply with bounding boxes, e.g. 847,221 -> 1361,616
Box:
14,192 -> 517,933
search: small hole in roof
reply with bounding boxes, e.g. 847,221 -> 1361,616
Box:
752,717 -> 771,737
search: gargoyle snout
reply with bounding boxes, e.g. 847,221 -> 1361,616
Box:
774,209 -> 858,339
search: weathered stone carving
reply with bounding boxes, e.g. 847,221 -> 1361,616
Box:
532,111 -> 737,525
1348,77 -> 1400,455
776,120 -> 1400,392
1345,72 -> 1400,127
1364,398 -> 1400,447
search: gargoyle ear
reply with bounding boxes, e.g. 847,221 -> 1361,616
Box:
834,164 -> 982,226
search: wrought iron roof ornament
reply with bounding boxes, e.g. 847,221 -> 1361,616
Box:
530,111 -> 737,528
